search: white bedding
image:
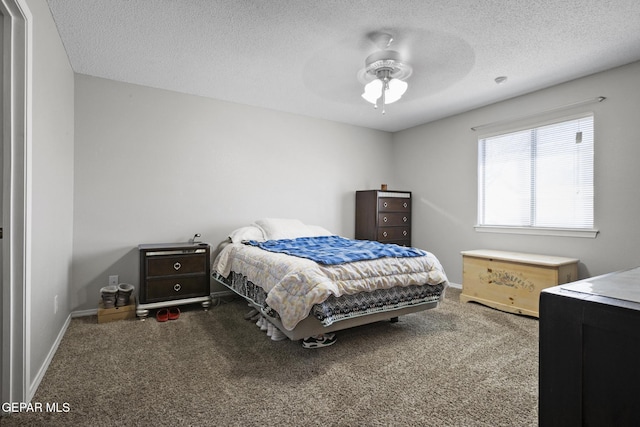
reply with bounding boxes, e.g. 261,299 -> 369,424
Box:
214,242 -> 449,331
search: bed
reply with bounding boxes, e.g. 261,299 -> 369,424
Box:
212,218 -> 449,341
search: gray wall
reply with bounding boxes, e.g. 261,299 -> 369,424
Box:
393,61 -> 640,285
72,75 -> 394,311
26,0 -> 75,394
72,61 -> 640,308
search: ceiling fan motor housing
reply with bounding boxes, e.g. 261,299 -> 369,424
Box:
363,50 -> 412,81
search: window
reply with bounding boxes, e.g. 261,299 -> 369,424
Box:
477,115 -> 595,235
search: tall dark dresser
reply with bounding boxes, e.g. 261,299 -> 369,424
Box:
355,189 -> 411,246
539,267 -> 640,427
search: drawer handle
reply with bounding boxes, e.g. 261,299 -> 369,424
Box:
383,217 -> 388,222
174,283 -> 181,292
173,262 -> 181,271
403,230 -> 407,236
383,231 -> 388,237
383,202 -> 388,208
403,202 -> 408,208
403,216 -> 408,222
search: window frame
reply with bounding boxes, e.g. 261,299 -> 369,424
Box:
474,112 -> 599,238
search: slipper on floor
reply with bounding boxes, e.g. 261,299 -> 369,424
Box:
168,307 -> 180,320
156,308 -> 169,322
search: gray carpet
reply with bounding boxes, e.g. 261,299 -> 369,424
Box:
3,288 -> 539,426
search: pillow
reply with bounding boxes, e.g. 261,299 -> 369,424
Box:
228,225 -> 266,243
254,218 -> 311,240
306,225 -> 335,236
254,218 -> 336,240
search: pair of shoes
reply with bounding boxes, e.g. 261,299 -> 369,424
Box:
100,284 -> 136,308
156,307 -> 180,322
302,333 -> 336,349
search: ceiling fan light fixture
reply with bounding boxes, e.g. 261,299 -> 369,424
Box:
358,49 -> 412,114
361,73 -> 408,105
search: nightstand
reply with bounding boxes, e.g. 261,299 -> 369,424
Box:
136,242 -> 212,319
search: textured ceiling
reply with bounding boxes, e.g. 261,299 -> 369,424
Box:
47,0 -> 640,132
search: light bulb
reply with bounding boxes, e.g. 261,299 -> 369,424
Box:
361,79 -> 383,104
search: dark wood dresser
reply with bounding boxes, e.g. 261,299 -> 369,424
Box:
136,242 -> 211,319
355,190 -> 411,246
539,267 -> 640,426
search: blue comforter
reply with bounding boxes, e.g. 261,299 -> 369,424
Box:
245,235 -> 427,265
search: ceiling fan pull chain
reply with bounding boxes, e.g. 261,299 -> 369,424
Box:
381,78 -> 388,115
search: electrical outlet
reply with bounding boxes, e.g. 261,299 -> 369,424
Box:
54,295 -> 58,314
109,275 -> 119,286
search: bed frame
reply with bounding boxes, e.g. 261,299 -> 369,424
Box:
212,274 -> 443,341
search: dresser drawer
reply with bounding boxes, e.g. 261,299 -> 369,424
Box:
378,197 -> 411,212
378,212 -> 410,227
146,253 -> 207,277
144,276 -> 209,302
377,227 -> 411,242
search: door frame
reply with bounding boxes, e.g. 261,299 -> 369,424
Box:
1,0 -> 30,411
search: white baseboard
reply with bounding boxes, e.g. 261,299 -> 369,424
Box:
28,314 -> 72,401
448,282 -> 462,289
71,308 -> 97,318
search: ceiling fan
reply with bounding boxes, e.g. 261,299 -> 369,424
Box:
356,32 -> 413,114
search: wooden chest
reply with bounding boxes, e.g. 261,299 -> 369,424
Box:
460,249 -> 579,317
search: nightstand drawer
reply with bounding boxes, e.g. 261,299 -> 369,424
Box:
378,227 -> 411,242
378,212 -> 410,226
378,197 -> 411,212
144,276 -> 209,302
147,253 -> 207,277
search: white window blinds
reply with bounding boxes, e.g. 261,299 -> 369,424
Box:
478,115 -> 594,230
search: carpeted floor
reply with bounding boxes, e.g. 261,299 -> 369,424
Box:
3,288 -> 539,426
